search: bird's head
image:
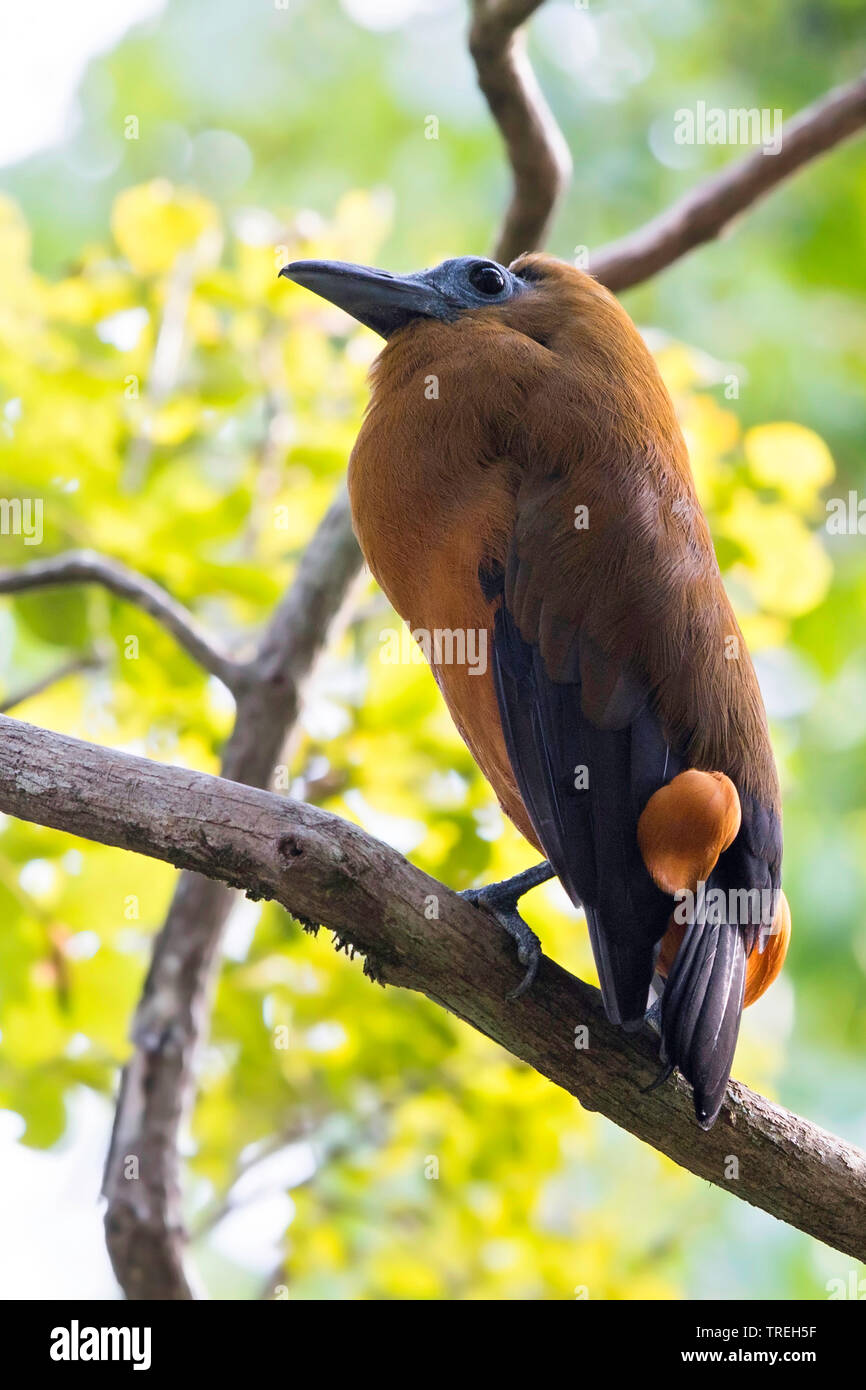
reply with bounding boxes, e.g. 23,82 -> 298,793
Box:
279,254 -> 522,338
279,252 -> 624,355
280,252 -> 681,457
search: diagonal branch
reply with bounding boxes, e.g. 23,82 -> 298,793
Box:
2,712 -> 864,1264
0,551 -> 239,690
470,0 -> 572,263
592,71 -> 866,292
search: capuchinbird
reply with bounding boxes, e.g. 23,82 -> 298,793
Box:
280,252 -> 790,1128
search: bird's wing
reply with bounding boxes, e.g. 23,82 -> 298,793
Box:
485,469 -> 683,1026
486,466 -> 783,1123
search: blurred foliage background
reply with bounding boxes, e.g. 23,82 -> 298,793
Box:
0,0 -> 864,1299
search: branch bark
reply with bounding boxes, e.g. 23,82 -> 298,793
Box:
592,71 -> 866,292
2,712 -> 864,1263
470,1 -> 572,263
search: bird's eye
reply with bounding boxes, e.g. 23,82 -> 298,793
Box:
468,262 -> 507,296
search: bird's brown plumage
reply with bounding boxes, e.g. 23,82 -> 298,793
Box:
350,256 -> 778,803
341,252 -> 787,1126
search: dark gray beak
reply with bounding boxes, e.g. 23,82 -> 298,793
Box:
279,259 -> 453,339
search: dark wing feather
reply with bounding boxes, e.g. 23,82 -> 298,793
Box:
491,594 -> 679,1026
661,793 -> 781,1125
487,472 -> 782,1124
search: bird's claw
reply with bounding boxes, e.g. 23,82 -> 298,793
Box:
641,1059 -> 675,1095
461,885 -> 543,1001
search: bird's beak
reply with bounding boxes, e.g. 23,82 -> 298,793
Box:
279,259 -> 453,339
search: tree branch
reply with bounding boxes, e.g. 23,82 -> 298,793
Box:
100,488 -> 363,1300
2,712 -> 864,1263
592,71 -> 866,292
0,551 -> 239,690
470,0 -> 572,263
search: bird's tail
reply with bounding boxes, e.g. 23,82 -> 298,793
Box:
659,875 -> 747,1128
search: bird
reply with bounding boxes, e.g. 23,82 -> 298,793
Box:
280,251 -> 791,1128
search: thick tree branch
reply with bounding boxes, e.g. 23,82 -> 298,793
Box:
470,0 -> 572,263
0,551 -> 239,690
100,488 -> 363,1300
592,71 -> 866,292
2,713 -> 864,1264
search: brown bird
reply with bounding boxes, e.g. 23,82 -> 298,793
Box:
281,252 -> 790,1127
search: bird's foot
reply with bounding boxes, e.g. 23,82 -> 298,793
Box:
461,861 -> 554,1000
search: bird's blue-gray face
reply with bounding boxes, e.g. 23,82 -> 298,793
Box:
279,255 -> 528,338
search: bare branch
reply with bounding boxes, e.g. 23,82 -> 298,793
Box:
0,551 -> 239,690
593,71 -> 866,292
2,712 -> 865,1264
101,488 -> 363,1300
470,0 -> 572,263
